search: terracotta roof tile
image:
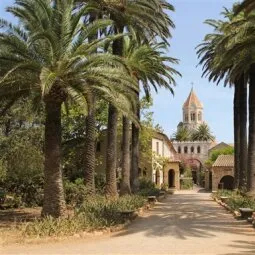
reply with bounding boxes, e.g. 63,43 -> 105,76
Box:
212,155 -> 234,167
183,88 -> 203,109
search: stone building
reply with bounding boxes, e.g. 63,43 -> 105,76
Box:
95,130 -> 181,189
208,142 -> 233,157
211,155 -> 234,191
151,131 -> 180,189
182,87 -> 204,130
173,88 -> 215,184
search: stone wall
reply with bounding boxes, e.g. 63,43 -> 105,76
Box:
173,141 -> 212,164
163,162 -> 180,190
212,166 -> 234,191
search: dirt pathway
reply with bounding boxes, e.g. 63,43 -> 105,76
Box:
2,189 -> 255,255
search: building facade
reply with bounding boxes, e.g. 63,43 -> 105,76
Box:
173,88 -> 215,184
95,130 -> 181,189
151,132 -> 180,189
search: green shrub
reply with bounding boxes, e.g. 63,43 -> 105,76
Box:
139,177 -> 155,190
4,194 -> 23,208
64,178 -> 88,206
212,190 -> 255,211
137,177 -> 161,196
95,174 -> 106,194
180,178 -> 193,190
22,195 -> 146,237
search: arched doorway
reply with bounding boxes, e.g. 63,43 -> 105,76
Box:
155,170 -> 160,186
218,175 -> 234,190
168,170 -> 175,188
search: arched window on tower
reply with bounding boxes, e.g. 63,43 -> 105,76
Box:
191,146 -> 194,153
178,146 -> 181,154
184,146 -> 188,154
197,146 -> 201,154
198,112 -> 202,121
191,112 -> 196,122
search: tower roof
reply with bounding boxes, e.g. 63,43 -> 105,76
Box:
183,88 -> 203,109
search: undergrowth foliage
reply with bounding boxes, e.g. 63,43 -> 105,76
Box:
213,190 -> 255,211
22,195 -> 146,237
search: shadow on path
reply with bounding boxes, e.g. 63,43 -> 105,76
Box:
113,193 -> 254,241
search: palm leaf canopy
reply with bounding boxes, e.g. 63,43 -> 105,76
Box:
235,0 -> 255,15
123,37 -> 180,97
76,0 -> 175,44
0,0 -> 138,117
197,6 -> 255,86
191,123 -> 215,142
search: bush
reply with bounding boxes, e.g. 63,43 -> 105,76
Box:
139,178 -> 155,190
64,178 -> 88,206
212,190 -> 255,211
138,178 -> 161,197
180,178 -> 193,190
22,195 -> 146,237
95,174 -> 106,194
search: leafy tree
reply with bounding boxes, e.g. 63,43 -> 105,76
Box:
191,123 -> 215,142
205,147 -> 234,169
197,7 -> 247,189
0,0 -> 137,216
79,0 -> 177,196
123,38 -> 180,192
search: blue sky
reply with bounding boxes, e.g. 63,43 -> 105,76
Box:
151,0 -> 237,143
0,0 -> 237,142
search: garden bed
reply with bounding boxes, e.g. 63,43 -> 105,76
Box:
212,190 -> 255,221
0,193 -> 167,245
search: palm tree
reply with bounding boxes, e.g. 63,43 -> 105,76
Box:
197,8 -> 248,190
0,0 -> 137,216
191,123 -> 215,142
119,38 -> 180,195
235,0 -> 255,14
79,0 -> 176,196
172,125 -> 191,142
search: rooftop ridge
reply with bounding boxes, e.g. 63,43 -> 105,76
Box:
183,88 -> 203,109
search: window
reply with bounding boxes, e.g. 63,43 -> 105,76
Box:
184,146 -> 188,154
198,112 -> 202,121
156,142 -> 159,155
191,112 -> 196,122
191,146 -> 194,153
197,146 -> 201,154
178,146 -> 181,154
96,141 -> 101,152
185,114 -> 188,122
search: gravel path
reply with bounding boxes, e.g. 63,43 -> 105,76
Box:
2,188 -> 255,255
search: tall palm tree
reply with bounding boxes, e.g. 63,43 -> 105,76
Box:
197,8 -> 248,190
79,0 -> 176,196
191,123 -> 215,142
235,0 -> 255,14
172,125 -> 191,142
0,0 -> 137,216
119,38 -> 180,195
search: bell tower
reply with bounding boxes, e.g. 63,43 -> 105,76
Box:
182,88 -> 203,130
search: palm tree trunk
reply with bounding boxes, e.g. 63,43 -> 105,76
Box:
120,116 -> 131,195
248,64 -> 255,192
239,74 -> 248,190
41,100 -> 66,218
105,104 -> 118,197
131,92 -> 140,192
84,93 -> 96,194
105,24 -> 124,197
234,80 -> 241,189
83,12 -> 97,194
